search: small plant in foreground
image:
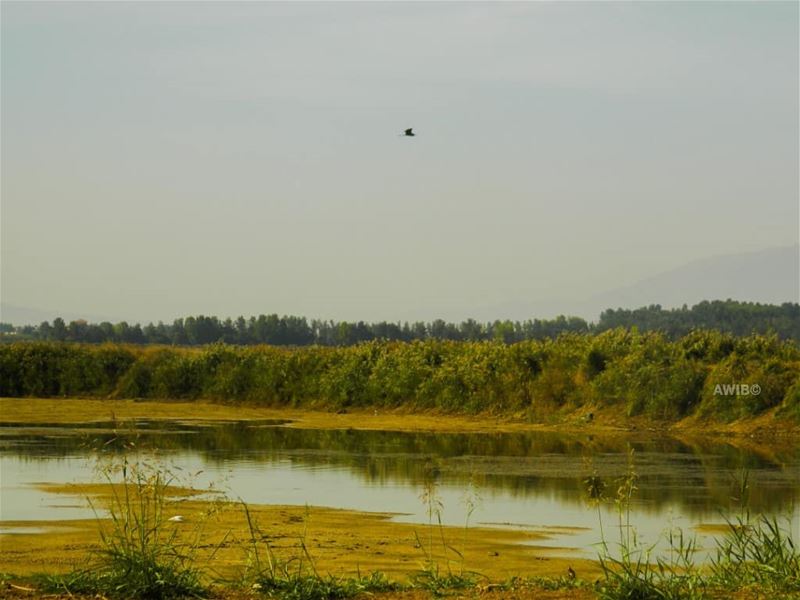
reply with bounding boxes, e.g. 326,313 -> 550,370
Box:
41,458 -> 212,599
710,473 -> 800,593
588,461 -> 800,599
592,449 -> 706,600
253,571 -> 397,600
502,574 -> 589,591
239,501 -> 399,600
411,463 -> 483,595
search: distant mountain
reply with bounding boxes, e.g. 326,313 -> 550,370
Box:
468,245 -> 799,322
586,245 -> 799,317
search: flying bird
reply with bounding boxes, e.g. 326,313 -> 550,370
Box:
403,128 -> 415,137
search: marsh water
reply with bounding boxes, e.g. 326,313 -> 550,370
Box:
1,419 -> 798,557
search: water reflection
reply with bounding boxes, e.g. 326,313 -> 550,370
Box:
1,420 -> 798,519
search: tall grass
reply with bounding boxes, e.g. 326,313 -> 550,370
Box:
590,449 -> 704,600
588,459 -> 799,600
40,459 -> 211,599
709,473 -> 800,593
410,464 -> 481,595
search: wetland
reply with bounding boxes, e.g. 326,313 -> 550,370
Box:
1,399 -> 798,590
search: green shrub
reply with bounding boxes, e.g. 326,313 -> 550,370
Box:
3,334 -> 799,423
777,377 -> 800,420
591,334 -> 704,418
698,354 -> 800,421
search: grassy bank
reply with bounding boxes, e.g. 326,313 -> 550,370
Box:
1,331 -> 798,425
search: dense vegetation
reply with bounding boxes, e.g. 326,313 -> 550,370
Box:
2,329 -> 798,423
1,301 -> 797,346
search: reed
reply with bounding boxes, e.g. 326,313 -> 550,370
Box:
3,331 -> 799,424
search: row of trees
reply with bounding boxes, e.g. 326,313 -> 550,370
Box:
1,300 -> 798,346
2,315 -> 590,346
597,301 -> 800,340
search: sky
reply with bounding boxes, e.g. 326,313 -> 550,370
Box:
1,1 -> 798,324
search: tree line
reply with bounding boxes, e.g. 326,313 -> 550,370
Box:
1,314 -> 589,345
0,300 -> 798,346
597,301 -> 800,340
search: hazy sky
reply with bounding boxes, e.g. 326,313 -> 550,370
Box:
2,1 -> 798,323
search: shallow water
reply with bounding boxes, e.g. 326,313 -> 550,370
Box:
1,419 -> 798,557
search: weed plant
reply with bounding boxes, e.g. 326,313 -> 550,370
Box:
587,457 -> 800,600
238,501 -> 399,600
38,458 -> 211,599
411,464 -> 482,595
709,473 -> 800,594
